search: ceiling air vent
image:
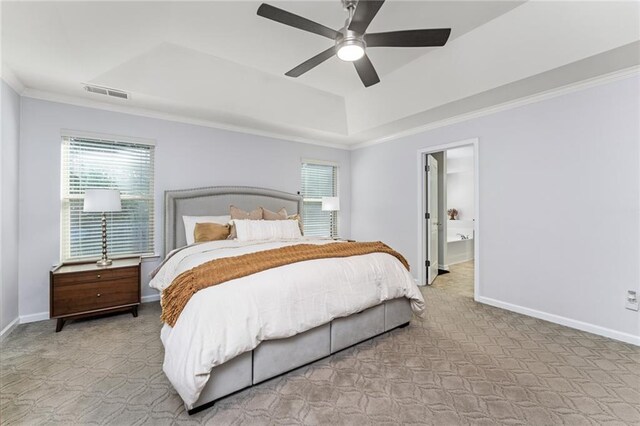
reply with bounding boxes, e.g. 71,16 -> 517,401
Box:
83,84 -> 129,100
107,89 -> 128,99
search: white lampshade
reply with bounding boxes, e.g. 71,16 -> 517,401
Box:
321,197 -> 340,212
83,189 -> 122,212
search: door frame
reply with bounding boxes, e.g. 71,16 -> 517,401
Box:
417,138 -> 480,301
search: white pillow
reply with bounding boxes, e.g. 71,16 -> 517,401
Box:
183,215 -> 231,245
234,219 -> 302,242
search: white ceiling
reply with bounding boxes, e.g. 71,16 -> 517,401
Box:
2,1 -> 639,147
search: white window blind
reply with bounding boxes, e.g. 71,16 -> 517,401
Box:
61,136 -> 155,261
301,161 -> 338,238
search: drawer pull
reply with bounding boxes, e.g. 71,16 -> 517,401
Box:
97,293 -> 101,297
97,274 -> 101,279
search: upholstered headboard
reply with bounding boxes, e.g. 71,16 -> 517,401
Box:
164,186 -> 303,255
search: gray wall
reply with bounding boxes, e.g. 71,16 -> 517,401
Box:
18,98 -> 351,319
1,81 -> 21,333
351,75 -> 640,341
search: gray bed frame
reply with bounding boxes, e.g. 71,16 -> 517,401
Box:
163,186 -> 413,414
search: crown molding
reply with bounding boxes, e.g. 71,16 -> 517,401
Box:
1,66 -> 26,94
349,66 -> 640,151
16,65 -> 639,152
20,88 -> 351,151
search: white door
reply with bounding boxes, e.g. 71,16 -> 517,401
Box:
427,155 -> 439,284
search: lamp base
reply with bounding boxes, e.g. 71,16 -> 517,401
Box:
96,258 -> 113,267
97,212 -> 112,267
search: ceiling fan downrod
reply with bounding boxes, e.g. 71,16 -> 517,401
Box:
342,0 -> 358,19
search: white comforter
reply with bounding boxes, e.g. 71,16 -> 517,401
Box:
149,238 -> 425,409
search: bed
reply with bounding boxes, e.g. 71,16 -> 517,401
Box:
152,186 -> 425,414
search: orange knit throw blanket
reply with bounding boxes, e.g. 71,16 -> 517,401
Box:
161,241 -> 409,326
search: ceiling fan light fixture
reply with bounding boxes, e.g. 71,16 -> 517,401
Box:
337,39 -> 365,62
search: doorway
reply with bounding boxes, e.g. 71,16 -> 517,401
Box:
417,139 -> 479,299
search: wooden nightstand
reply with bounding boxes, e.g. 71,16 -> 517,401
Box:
50,258 -> 141,332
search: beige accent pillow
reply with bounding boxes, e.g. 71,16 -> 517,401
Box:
261,207 -> 303,234
183,215 -> 231,245
262,207 -> 288,220
194,222 -> 230,243
228,205 -> 262,239
230,205 -> 263,220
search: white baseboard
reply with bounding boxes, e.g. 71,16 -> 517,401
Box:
141,294 -> 160,303
17,294 -> 160,326
19,312 -> 50,324
0,317 -> 20,340
476,296 -> 640,346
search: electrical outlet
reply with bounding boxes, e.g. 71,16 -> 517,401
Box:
626,290 -> 639,311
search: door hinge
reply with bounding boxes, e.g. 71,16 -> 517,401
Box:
425,165 -> 430,172
425,212 -> 430,219
425,260 -> 430,267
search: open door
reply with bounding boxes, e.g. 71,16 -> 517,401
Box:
426,154 -> 439,284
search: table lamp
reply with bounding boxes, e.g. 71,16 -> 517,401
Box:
321,197 -> 340,239
83,189 -> 122,266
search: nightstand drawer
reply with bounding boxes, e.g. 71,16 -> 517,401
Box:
53,267 -> 138,287
52,278 -> 138,317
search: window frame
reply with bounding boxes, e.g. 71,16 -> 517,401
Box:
60,131 -> 156,262
300,159 -> 340,239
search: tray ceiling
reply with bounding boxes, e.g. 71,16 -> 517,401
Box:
2,1 -> 638,147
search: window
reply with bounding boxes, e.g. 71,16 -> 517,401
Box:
300,161 -> 338,238
61,135 -> 155,261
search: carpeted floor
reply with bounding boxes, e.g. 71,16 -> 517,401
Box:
1,261 -> 639,425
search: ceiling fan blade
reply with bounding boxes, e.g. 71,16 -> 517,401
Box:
353,54 -> 380,87
365,28 -> 451,47
285,47 -> 336,78
257,3 -> 340,40
348,0 -> 385,34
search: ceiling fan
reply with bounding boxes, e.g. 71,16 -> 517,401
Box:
257,0 -> 451,88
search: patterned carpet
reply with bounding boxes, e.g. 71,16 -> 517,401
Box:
1,261 -> 639,425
